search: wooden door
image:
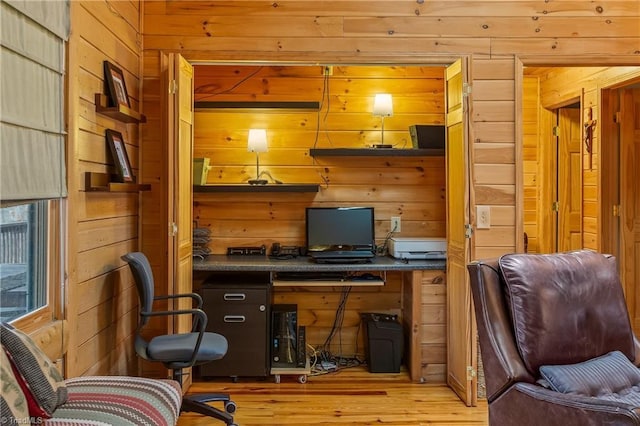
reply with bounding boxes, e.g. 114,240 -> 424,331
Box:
168,54 -> 195,386
445,58 -> 476,406
169,54 -> 194,326
620,88 -> 640,331
556,108 -> 582,251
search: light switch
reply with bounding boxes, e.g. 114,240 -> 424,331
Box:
477,206 -> 491,229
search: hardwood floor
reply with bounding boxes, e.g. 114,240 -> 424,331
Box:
179,367 -> 488,425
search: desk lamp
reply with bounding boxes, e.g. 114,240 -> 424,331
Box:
372,94 -> 393,148
247,128 -> 269,185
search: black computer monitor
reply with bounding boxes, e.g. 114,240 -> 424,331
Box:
305,207 -> 375,260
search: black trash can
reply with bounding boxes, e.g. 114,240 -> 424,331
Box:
361,312 -> 404,373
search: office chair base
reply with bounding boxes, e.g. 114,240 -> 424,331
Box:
181,394 -> 236,425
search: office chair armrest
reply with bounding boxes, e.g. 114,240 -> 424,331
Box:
154,292 -> 203,309
141,308 -> 209,366
148,294 -> 207,333
140,309 -> 208,342
141,308 -> 208,331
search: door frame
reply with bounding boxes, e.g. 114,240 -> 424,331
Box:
179,55 -> 475,401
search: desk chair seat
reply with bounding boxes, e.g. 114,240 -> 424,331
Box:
147,332 -> 227,364
122,252 -> 237,426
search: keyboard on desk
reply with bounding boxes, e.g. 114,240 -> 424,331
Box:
274,271 -> 348,281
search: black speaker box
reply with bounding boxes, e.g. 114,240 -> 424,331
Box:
409,125 -> 446,150
361,312 -> 404,373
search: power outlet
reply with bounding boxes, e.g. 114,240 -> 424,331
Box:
391,216 -> 401,232
477,206 -> 491,229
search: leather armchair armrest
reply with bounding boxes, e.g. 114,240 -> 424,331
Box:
490,383 -> 640,426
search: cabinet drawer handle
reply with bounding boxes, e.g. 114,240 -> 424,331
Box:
224,293 -> 246,301
224,315 -> 246,323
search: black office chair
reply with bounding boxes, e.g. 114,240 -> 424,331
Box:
121,252 -> 237,426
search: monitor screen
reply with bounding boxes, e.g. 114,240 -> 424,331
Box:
305,207 -> 375,253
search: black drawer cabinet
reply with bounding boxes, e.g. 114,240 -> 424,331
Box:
199,272 -> 270,378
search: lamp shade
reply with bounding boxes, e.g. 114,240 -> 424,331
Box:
247,129 -> 268,153
373,94 -> 393,117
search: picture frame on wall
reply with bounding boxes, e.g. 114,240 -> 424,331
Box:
105,129 -> 134,183
103,61 -> 130,108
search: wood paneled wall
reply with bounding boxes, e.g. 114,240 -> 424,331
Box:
58,0 -> 640,381
193,65 -> 446,250
138,0 -> 638,386
469,57 -> 519,259
65,1 -> 142,377
142,1 -> 640,63
191,65 -> 448,380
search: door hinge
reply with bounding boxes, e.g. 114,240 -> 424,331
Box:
613,204 -> 621,217
169,222 -> 178,237
462,83 -> 471,97
552,201 -> 559,212
169,79 -> 177,94
464,224 -> 473,238
614,111 -> 621,124
467,366 -> 477,380
552,126 -> 560,137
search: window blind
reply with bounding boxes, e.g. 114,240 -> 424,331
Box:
0,0 -> 69,201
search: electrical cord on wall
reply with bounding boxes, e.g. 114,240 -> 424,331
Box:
377,221 -> 399,255
312,67 -> 333,150
196,66 -> 264,100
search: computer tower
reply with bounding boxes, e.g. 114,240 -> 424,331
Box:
271,304 -> 298,368
296,325 -> 307,368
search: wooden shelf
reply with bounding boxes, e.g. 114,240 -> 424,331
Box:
85,172 -> 150,192
95,94 -> 146,123
193,184 -> 319,193
194,101 -> 320,110
309,148 -> 444,157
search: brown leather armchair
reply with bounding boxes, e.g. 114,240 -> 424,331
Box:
468,250 -> 640,425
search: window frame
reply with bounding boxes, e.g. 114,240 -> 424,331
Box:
9,199 -> 64,334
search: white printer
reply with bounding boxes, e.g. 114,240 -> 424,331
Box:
388,237 -> 446,260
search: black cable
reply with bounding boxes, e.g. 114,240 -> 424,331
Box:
312,67 -> 337,149
310,284 -> 367,375
322,286 -> 350,350
378,223 -> 398,255
197,66 -> 264,100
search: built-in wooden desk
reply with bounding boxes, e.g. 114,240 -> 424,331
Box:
192,255 -> 443,273
193,255 -> 446,383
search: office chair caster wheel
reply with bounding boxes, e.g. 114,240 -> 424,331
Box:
225,400 -> 237,414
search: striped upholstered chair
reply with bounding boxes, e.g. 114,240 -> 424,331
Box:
1,322 -> 182,426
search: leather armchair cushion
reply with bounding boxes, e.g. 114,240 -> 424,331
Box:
499,250 -> 635,373
540,351 -> 640,397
